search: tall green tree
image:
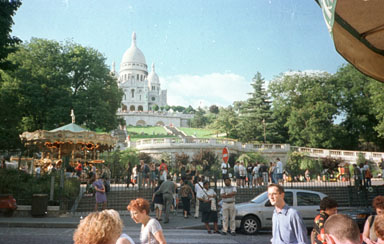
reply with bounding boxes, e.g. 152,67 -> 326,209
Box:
210,106 -> 239,138
269,72 -> 340,148
0,0 -> 22,150
369,80 -> 384,141
189,107 -> 208,128
336,64 -> 384,150
0,38 -> 123,150
0,0 -> 21,71
238,72 -> 274,142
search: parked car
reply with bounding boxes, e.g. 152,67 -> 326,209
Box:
231,189 -> 327,235
339,207 -> 374,232
0,194 -> 17,217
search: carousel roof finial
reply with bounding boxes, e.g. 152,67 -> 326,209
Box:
71,109 -> 75,124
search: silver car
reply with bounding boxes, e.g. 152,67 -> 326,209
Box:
234,189 -> 327,234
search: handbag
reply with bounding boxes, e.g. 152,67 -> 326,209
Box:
199,200 -> 211,212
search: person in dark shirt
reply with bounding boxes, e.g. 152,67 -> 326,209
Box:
152,180 -> 164,221
312,197 -> 338,244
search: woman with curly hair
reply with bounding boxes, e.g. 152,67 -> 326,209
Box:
73,209 -> 134,244
363,195 -> 384,244
127,198 -> 166,244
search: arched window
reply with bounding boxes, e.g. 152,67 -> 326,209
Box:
131,89 -> 135,98
138,105 -> 143,111
122,104 -> 127,112
130,105 -> 135,111
136,120 -> 146,126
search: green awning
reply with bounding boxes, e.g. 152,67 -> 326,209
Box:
49,123 -> 88,132
315,0 -> 384,82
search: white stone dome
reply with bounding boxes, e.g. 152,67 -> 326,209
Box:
120,32 -> 146,68
148,63 -> 160,84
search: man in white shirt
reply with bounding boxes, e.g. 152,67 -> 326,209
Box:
252,163 -> 260,187
220,177 -> 237,235
239,162 -> 246,188
194,176 -> 204,218
221,161 -> 230,179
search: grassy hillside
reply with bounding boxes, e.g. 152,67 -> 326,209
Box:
126,126 -> 175,141
179,127 -> 218,138
126,126 -> 225,141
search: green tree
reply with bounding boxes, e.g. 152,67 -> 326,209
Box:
0,0 -> 22,150
189,107 -> 208,128
336,64 -> 383,150
119,148 -> 139,166
175,152 -> 190,165
237,152 -> 266,166
210,106 -> 239,138
184,105 -> 195,114
369,80 -> 384,142
209,104 -> 219,114
0,0 -> 21,71
269,72 -> 340,148
192,150 -> 218,176
238,72 -> 274,142
171,105 -> 186,113
152,104 -> 159,111
286,151 -> 321,178
2,38 -> 123,139
138,152 -> 152,165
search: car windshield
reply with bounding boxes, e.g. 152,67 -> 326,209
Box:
251,192 -> 268,204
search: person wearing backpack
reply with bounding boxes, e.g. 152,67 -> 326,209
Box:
363,196 -> 384,244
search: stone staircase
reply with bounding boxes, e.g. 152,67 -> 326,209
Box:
164,125 -> 195,142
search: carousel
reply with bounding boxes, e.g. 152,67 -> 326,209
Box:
19,110 -> 117,173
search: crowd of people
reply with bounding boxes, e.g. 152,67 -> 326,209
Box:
73,180 -> 384,244
268,184 -> 384,244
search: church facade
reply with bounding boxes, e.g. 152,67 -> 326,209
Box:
114,33 -> 193,127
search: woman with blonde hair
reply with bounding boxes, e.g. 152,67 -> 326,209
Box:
127,198 -> 166,244
73,209 -> 134,244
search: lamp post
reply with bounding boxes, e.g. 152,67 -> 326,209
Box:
262,119 -> 266,143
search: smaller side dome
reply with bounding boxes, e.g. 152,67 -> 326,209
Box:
148,63 -> 160,84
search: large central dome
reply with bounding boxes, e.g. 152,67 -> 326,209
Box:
120,32 -> 147,68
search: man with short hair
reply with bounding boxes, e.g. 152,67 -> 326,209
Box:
312,197 -> 339,244
220,177 -> 237,236
268,183 -> 309,244
154,174 -> 176,224
324,214 -> 362,244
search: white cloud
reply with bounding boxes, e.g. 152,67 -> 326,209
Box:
160,73 -> 250,108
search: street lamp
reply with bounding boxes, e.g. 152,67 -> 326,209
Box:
262,119 -> 266,143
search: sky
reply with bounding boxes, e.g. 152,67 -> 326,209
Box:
11,0 -> 346,108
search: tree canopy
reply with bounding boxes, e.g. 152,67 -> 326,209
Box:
0,38 -> 123,150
